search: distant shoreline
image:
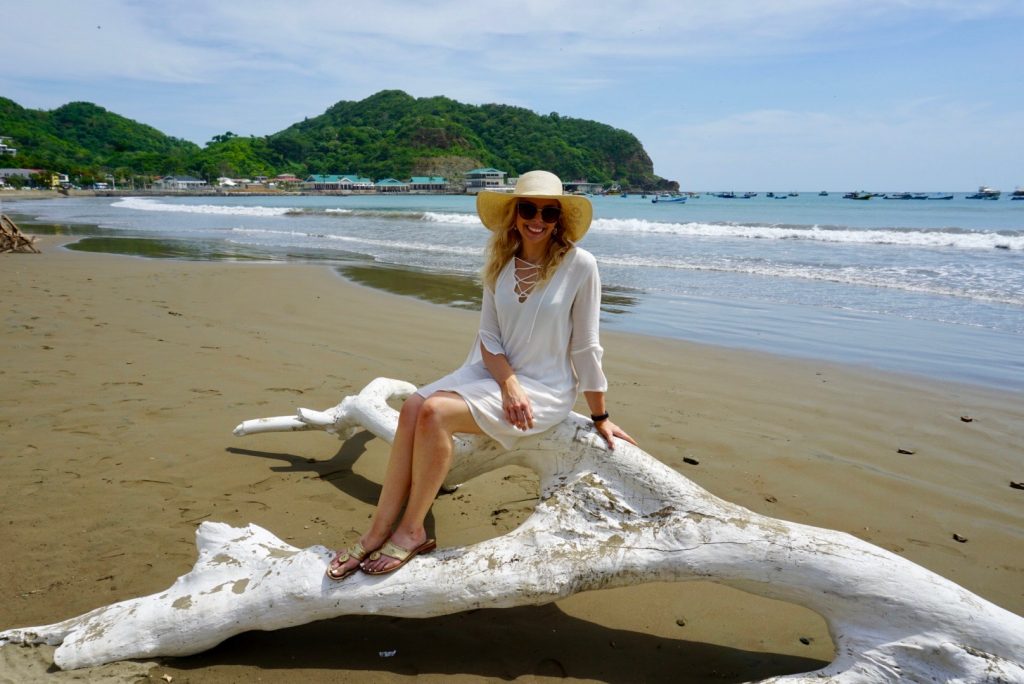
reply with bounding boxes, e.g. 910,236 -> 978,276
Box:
1,188 -> 465,201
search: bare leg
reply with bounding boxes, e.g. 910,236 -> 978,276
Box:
362,391 -> 481,573
327,394 -> 425,578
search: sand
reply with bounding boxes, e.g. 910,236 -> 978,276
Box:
1,236 -> 1021,683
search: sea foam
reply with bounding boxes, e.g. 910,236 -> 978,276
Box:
114,197 -> 295,217
590,218 -> 1024,251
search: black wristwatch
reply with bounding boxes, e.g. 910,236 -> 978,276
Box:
591,412 -> 609,423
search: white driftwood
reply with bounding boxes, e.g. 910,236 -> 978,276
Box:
3,377 -> 1023,682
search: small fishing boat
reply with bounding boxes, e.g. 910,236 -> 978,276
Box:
818,191 -> 828,196
927,194 -> 954,200
1011,187 -> 1024,200
966,185 -> 1000,200
843,192 -> 873,200
652,195 -> 686,204
884,192 -> 913,200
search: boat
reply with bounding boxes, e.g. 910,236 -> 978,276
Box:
910,193 -> 929,200
742,192 -> 757,198
884,192 -> 913,200
819,191 -> 829,196
966,185 -> 1000,199
927,194 -> 954,200
715,192 -> 737,198
652,195 -> 686,204
1011,187 -> 1024,200
843,192 -> 873,200
788,192 -> 799,197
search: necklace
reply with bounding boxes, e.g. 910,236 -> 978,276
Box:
513,256 -> 541,303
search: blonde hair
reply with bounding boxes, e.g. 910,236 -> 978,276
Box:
481,203 -> 573,291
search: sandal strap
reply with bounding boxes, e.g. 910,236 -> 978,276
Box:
334,540 -> 371,564
368,540 -> 414,563
348,540 -> 371,561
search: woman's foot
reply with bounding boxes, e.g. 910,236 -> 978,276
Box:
325,532 -> 387,581
361,529 -> 433,575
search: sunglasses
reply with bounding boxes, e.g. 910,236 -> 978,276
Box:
517,201 -> 561,223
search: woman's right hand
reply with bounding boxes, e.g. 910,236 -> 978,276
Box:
501,376 -> 534,431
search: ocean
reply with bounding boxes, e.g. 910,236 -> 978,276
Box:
5,192 -> 1022,392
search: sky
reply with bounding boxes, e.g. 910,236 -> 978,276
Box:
2,0 -> 1023,191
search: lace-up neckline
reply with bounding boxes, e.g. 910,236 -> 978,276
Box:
513,256 -> 541,303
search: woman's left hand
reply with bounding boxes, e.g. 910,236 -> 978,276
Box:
595,419 -> 636,450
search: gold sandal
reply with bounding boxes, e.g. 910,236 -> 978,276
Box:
362,538 -> 437,576
325,540 -> 375,581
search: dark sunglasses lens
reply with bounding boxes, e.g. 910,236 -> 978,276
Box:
517,202 -> 537,220
517,203 -> 561,223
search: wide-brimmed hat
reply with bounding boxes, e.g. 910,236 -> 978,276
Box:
476,170 -> 593,243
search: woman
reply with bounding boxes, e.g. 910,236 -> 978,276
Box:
327,170 -> 635,580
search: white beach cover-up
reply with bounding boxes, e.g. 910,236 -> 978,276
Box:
415,247 -> 607,449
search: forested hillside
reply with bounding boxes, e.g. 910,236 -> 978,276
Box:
0,98 -> 198,176
267,90 -> 669,188
1,91 -> 674,189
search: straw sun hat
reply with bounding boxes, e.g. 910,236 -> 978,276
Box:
476,170 -> 593,243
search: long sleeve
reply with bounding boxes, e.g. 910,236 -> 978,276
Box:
478,283 -> 506,356
570,256 -> 608,392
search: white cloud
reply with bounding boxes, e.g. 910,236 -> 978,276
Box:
10,0 -> 1023,85
3,0 -> 1021,189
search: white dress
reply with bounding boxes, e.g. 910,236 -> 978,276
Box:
415,247 -> 607,449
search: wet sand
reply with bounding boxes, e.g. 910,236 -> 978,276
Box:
1,236 -> 1021,682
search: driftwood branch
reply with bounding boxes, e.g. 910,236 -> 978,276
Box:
2,378 -> 1023,682
0,214 -> 40,253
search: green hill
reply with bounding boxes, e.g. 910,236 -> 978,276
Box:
0,91 -> 675,189
0,98 -> 199,175
268,90 -> 671,188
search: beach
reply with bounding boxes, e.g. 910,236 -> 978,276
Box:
2,236 -> 1022,683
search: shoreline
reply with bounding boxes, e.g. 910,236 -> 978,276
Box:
0,188 -> 472,201
8,211 -> 1023,394
1,235 -> 1021,682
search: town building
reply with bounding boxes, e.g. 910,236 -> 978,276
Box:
0,168 -> 34,180
408,176 -> 446,192
563,179 -> 604,195
304,174 -> 374,191
464,168 -> 510,193
271,174 -> 302,187
0,137 -> 17,156
154,175 -> 209,191
375,178 -> 409,193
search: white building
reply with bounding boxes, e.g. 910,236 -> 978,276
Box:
464,167 -> 509,194
154,175 -> 209,191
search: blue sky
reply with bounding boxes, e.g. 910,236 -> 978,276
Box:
3,0 -> 1022,191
